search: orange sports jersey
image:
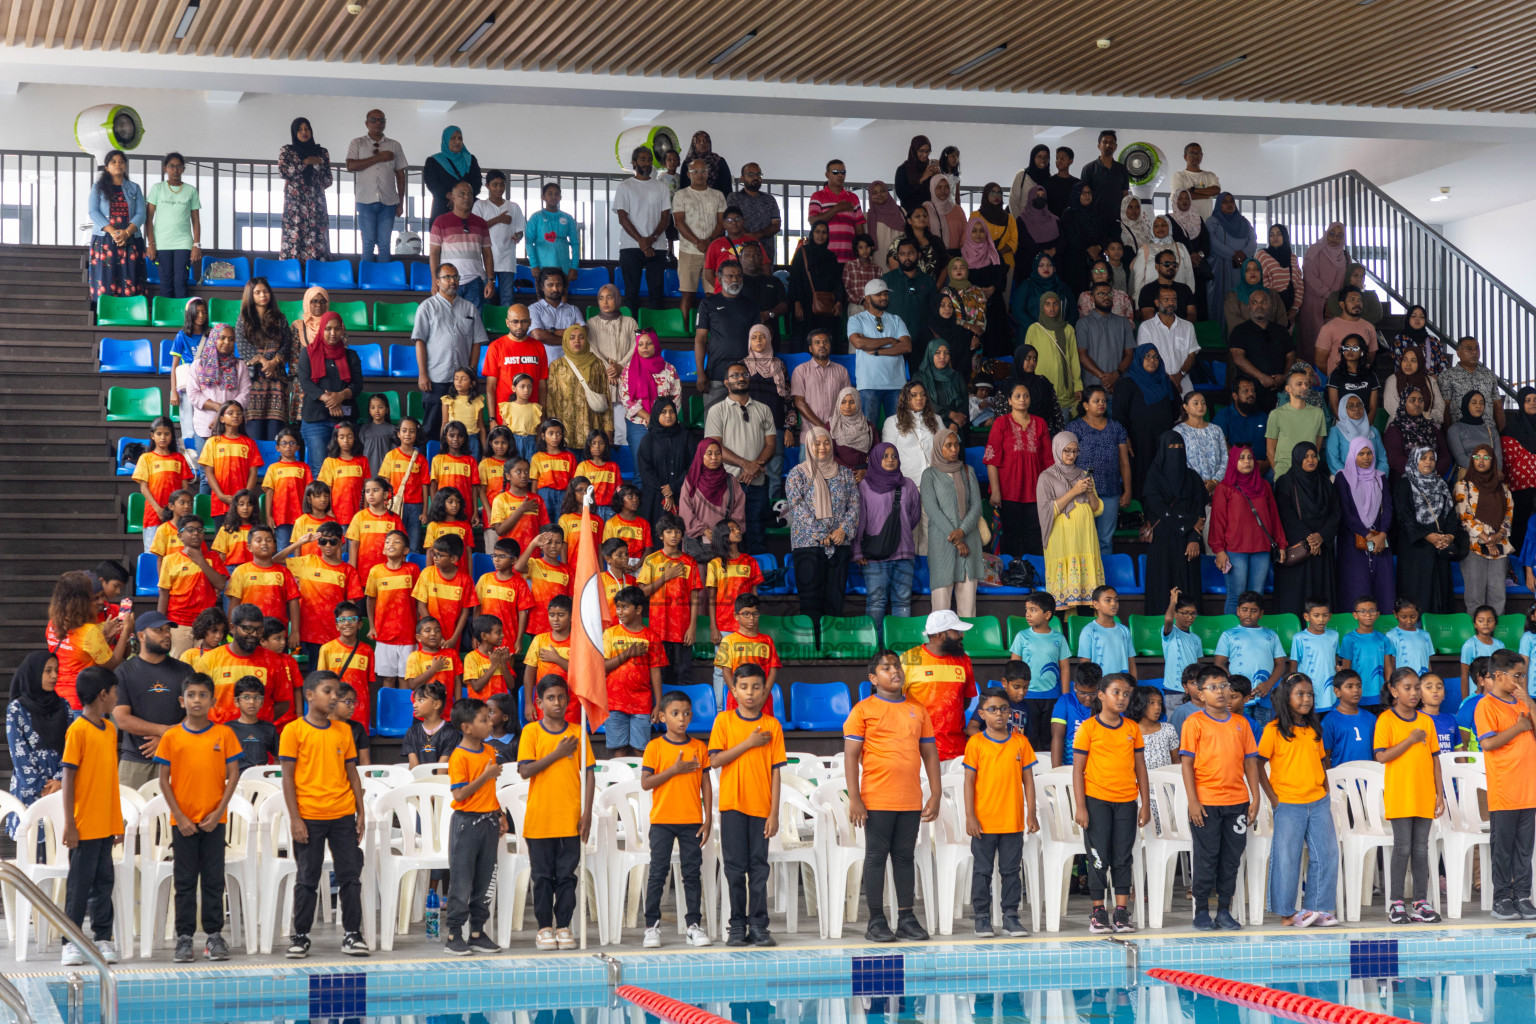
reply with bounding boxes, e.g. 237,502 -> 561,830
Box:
315,639 -> 375,732
558,512 -> 603,553
715,632 -> 781,713
517,719 -> 594,839
1179,710 -> 1258,807
133,450 -> 195,529
319,455 -> 371,524
423,520 -> 474,574
963,730 -> 1038,834
704,554 -> 764,634
261,460 -> 313,525
1476,696 -> 1536,812
347,508 -> 406,578
599,570 -> 637,622
603,623 -> 667,715
406,647 -> 461,713
211,523 -> 254,567
708,709 -> 786,818
480,456 -> 509,505
637,551 -> 702,644
524,557 -> 572,636
430,452 -> 480,501
158,545 -> 229,628
148,521 -> 183,557
449,742 -> 500,813
475,572 -> 529,643
290,513 -> 338,558
1373,709 -> 1439,819
411,564 -> 479,636
462,648 -> 512,701
288,554 -> 363,645
642,736 -> 711,825
490,490 -> 549,554
225,561 -> 300,624
278,717 -> 358,821
900,645 -> 977,760
843,695 -> 935,811
365,560 -> 421,646
528,450 -> 576,495
198,644 -> 293,723
602,513 -> 652,561
1257,722 -> 1328,804
526,630 -> 572,681
62,717 -> 122,841
1073,715 -> 1146,804
575,459 -> 621,507
379,447 -> 429,505
153,721 -> 241,825
197,435 -> 263,516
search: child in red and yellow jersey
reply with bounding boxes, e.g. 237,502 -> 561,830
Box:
1375,668 -> 1445,924
480,426 -> 514,510
556,478 -> 604,553
462,615 -> 513,702
715,595 -> 780,715
197,399 -> 262,518
516,525 -> 571,637
601,586 -> 668,757
475,539 -> 530,648
158,516 -> 230,642
899,610 -> 978,761
365,529 -> 420,689
289,482 -> 337,559
211,489 -> 261,568
529,420 -> 575,519
423,487 -> 475,579
379,416 -> 429,547
405,617 -> 462,717
598,539 -> 637,623
314,600 -> 375,734
602,485 -> 651,562
638,514 -> 702,692
347,477 -> 406,579
225,526 -> 301,644
575,430 -> 621,519
1072,672 -> 1149,934
430,421 -> 481,521
132,416 -> 194,550
640,691 -> 712,946
703,521 -> 762,641
318,421 -> 370,526
413,534 -> 479,649
963,685 -> 1039,938
523,596 -> 576,725
261,428 -> 313,551
489,458 -> 549,556
148,490 -> 196,557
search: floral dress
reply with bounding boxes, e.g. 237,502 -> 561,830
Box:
236,318 -> 297,424
278,144 -> 333,261
6,702 -> 62,839
950,283 -> 988,335
620,365 -> 682,427
89,187 -> 148,299
1174,421 -> 1229,485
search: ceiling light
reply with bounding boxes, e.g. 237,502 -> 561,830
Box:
1428,187 -> 1451,203
950,44 -> 1007,76
709,30 -> 758,66
173,0 -> 200,40
1179,54 -> 1246,87
1403,65 -> 1479,96
458,14 -> 494,53
832,118 -> 876,132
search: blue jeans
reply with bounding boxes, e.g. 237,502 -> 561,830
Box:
1093,492 -> 1119,560
495,272 -> 519,308
275,524 -> 294,553
1221,551 -> 1271,614
537,487 -> 564,521
156,249 -> 191,298
863,559 -> 915,645
743,482 -> 768,554
356,201 -> 397,262
301,420 -> 335,477
460,277 -> 487,312
1268,796 -> 1338,918
514,434 -> 540,462
860,388 -> 901,424
605,711 -> 653,752
401,502 -> 424,552
624,423 -> 647,492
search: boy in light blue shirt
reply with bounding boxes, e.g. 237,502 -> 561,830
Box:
1166,664 -> 1206,736
1459,605 -> 1504,708
1009,591 -> 1071,750
1288,598 -> 1340,711
1075,586 -> 1135,676
1520,623 -> 1536,698
1161,589 -> 1202,708
1338,597 -> 1391,709
1384,596 -> 1437,696
1049,662 -> 1100,768
1213,591 -> 1285,725
1320,671 -> 1373,765
1456,656 -> 1492,750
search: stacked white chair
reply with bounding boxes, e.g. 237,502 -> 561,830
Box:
1329,761 -> 1397,921
136,794 -> 259,956
373,782 -> 454,950
409,763 -> 452,783
595,778 -> 653,942
1140,766 -> 1194,929
360,764 -> 414,787
1032,767 -> 1082,932
1436,753 -> 1491,919
0,791 -> 27,945
493,781 -> 531,946
12,791 -> 139,959
809,786 -> 864,938
1244,795 -> 1275,925
768,786 -> 822,935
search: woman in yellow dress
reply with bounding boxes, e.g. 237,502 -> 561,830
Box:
1037,431 -> 1104,609
542,324 -> 614,446
1022,292 -> 1081,421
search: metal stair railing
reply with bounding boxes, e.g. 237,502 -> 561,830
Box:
0,861 -> 114,1024
0,971 -> 33,1024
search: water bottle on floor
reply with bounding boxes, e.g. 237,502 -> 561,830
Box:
426,888 -> 441,940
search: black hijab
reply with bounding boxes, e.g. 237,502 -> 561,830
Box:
1275,441 -> 1331,519
1024,145 -> 1052,191
1399,305 -> 1430,349
1505,386 -> 1536,453
639,398 -> 691,476
1263,223 -> 1293,267
10,651 -> 67,753
289,117 -> 323,183
1143,431 -> 1206,510
1062,181 -> 1103,245
792,230 -> 843,295
1460,390 -> 1486,426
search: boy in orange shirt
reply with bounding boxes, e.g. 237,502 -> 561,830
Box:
522,596 -> 574,724
1475,648 -> 1536,919
963,686 -> 1040,938
638,514 -> 702,691
314,601 -> 375,734
598,538 -> 637,622
1072,672 -> 1150,934
412,534 -> 479,649
640,690 -> 713,948
515,524 -> 571,638
601,586 -> 667,757
1179,664 -> 1263,931
463,615 -> 513,702
709,663 -> 785,947
843,648 -> 941,943
154,672 -> 241,961
158,515 -> 230,656
365,529 -> 419,689
443,698 -> 505,956
60,666 -> 124,966
286,521 -> 364,667
475,539 -> 531,649
713,594 -> 780,714
262,428 -> 313,552
516,676 -> 594,951
405,618 -> 463,720
225,526 -> 301,647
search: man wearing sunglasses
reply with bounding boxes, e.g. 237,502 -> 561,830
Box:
1136,251 -> 1197,324
808,159 -> 866,264
283,521 -> 364,668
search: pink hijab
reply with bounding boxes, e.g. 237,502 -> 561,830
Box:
624,329 -> 667,410
959,214 -> 1000,269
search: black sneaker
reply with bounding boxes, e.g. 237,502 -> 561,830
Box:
1409,900 -> 1442,924
1388,900 -> 1409,924
894,911 -> 928,941
204,933 -> 229,961
174,935 -> 194,963
1112,906 -> 1135,933
1089,907 -> 1112,934
749,926 -> 776,947
726,929 -> 748,947
865,913 -> 896,943
972,914 -> 994,937
1215,908 -> 1242,931
1518,898 -> 1536,921
341,931 -> 370,956
1192,909 -> 1214,931
1000,914 -> 1028,937
1492,898 -> 1520,920
286,935 -> 311,959
443,935 -> 472,956
469,931 -> 502,953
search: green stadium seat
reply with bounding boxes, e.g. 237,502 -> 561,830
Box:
1194,320 -> 1225,350
1495,614 -> 1525,651
405,390 -> 425,422
192,494 -> 216,530
278,300 -> 303,322
1327,613 -> 1358,638
682,393 -> 705,429
482,304 -> 509,333
106,386 -> 163,422
126,492 -> 144,535
96,295 -> 149,327
961,616 -> 1008,658
151,296 -> 193,328
208,297 -> 242,324
820,616 -> 877,660
1129,614 -> 1163,657
638,307 -> 689,337
1191,614 -> 1240,657
882,616 -> 930,654
1261,613 -> 1302,653
373,300 -> 420,332
762,614 -> 819,660
1421,613 -> 1467,656
331,300 -> 370,333
1063,613 -> 1091,654
692,614 -> 715,662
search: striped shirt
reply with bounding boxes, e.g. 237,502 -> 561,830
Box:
428,212 -> 490,283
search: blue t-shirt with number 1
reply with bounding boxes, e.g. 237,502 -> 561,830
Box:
1321,707 -> 1374,765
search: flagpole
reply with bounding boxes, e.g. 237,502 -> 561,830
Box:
580,700 -> 589,951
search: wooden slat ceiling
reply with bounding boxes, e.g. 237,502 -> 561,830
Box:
4,0 -> 1535,113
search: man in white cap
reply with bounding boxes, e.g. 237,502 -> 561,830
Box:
847,277 -> 911,425
898,609 -> 977,761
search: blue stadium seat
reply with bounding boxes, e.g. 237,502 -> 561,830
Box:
569,267 -> 611,296
612,444 -> 636,479
115,436 -> 149,475
1200,554 -> 1228,594
913,556 -> 931,595
846,562 -> 867,595
472,552 -> 495,579
352,343 -> 384,377
675,684 -> 718,734
963,446 -> 988,487
410,262 -> 433,292
977,554 -> 1030,596
1450,559 -> 1465,595
514,265 -> 536,289
99,337 -> 154,374
425,441 -> 442,462
375,687 -> 415,736
359,260 -> 408,291
771,683 -> 786,724
790,682 -> 852,732
1104,552 -> 1141,594
661,268 -> 683,297
199,256 -> 250,287
135,553 -> 158,596
783,446 -> 801,474
157,338 -> 176,373
253,257 -> 303,288
830,354 -> 857,387
255,438 -> 281,470
305,259 -> 355,289
406,553 -> 428,570
612,266 -> 652,298
388,345 -> 419,378
755,553 -> 786,594
781,352 -> 812,376
662,349 -> 697,382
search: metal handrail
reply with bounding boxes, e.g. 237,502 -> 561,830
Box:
0,971 -> 34,1024
0,862 -> 114,1024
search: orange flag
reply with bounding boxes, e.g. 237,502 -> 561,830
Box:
567,493 -> 609,729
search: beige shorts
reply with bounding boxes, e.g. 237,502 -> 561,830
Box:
677,251 -> 705,292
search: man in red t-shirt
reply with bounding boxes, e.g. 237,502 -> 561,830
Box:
481,303 -> 549,411
702,211 -> 763,293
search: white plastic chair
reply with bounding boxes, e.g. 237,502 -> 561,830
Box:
1329,762 -> 1396,922
931,782 -> 974,936
1141,766 -> 1194,929
137,795 -> 259,956
372,782 -> 454,949
13,792 -> 138,960
769,787 -> 823,935
136,778 -> 162,802
1437,757 -> 1491,919
1243,795 -> 1274,925
0,791 -> 27,944
409,763 -> 452,783
493,782 -> 531,946
240,764 -> 283,785
809,786 -> 864,938
254,793 -> 297,953
1033,767 -> 1082,932
360,764 -> 414,788
596,779 -> 652,943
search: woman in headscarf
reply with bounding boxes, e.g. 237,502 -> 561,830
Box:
1010,144 -> 1054,216
1455,443 -> 1513,616
1449,391 -> 1502,472
743,323 -> 794,502
943,254 -> 989,368
1076,261 -> 1136,321
1383,386 -> 1450,478
290,284 -> 330,347
1059,181 -> 1105,296
296,310 -> 363,475
1333,436 -> 1394,612
923,176 -> 967,250
983,380 -> 1054,557
636,397 -> 692,523
786,426 -> 860,642
923,427 -> 985,615
6,652 -> 66,839
1119,195 -> 1155,256
277,116 -> 332,261
1393,445 -> 1466,615
1141,431 -> 1208,617
1113,343 -> 1181,496
1023,292 -> 1081,420
865,181 -> 908,257
1037,431 -> 1105,610
1272,441 -> 1340,619
1256,224 -> 1303,329
235,276 -> 296,439
1129,216 -> 1195,299
1010,251 -> 1073,337
620,330 -> 681,488
885,205 -> 947,278
894,135 -> 939,213
1390,305 -> 1450,375
916,338 -> 969,434
828,386 -> 877,474
187,323 -> 251,445
1167,189 -> 1212,319
1205,192 -> 1258,334
975,183 -> 1018,276
422,125 -> 482,223
789,220 -> 847,350
586,283 -> 639,440
681,130 -> 732,198
1501,387 -> 1536,553
853,441 -> 923,643
1300,222 -> 1350,363
929,287 -> 977,381
883,380 -> 944,491
680,437 -> 745,546
1383,345 -> 1447,425
1223,259 -> 1272,338
1010,344 -> 1065,435
1015,182 -> 1062,270
1325,393 -> 1387,476
1209,444 -> 1287,615
1324,263 -> 1385,325
543,324 -> 614,447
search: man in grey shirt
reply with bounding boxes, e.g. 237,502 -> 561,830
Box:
413,264 -> 488,439
1076,283 -> 1136,392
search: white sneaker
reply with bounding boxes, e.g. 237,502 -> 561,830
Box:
95,940 -> 120,965
60,942 -> 84,967
686,924 -> 712,947
643,925 -> 662,948
535,928 -> 557,951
